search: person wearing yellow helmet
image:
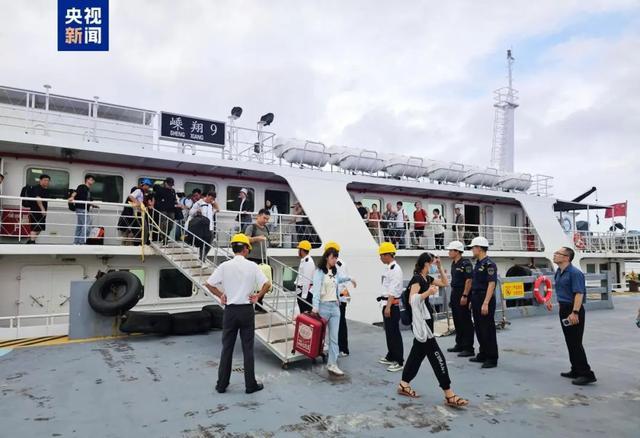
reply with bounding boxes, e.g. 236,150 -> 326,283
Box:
324,241 -> 341,252
295,240 -> 315,313
377,241 -> 405,372
205,233 -> 271,395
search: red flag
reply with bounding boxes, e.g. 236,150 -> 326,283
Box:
605,202 -> 627,218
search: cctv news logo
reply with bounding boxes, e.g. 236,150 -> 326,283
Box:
58,0 -> 109,51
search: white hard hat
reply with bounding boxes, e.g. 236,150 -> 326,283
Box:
446,241 -> 465,252
470,236 -> 489,248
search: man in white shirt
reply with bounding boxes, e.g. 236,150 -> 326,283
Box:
377,242 -> 404,372
189,191 -> 219,234
205,233 -> 271,395
295,240 -> 315,314
395,201 -> 407,249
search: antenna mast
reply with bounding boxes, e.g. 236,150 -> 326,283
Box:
490,49 -> 519,173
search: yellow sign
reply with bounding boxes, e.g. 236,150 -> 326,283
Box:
502,282 -> 525,299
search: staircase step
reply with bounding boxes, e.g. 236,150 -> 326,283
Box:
163,248 -> 198,255
255,324 -> 295,343
186,267 -> 214,277
254,312 -> 287,329
262,338 -> 304,361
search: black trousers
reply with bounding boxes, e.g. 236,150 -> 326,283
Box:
434,233 -> 445,249
559,304 -> 594,377
471,294 -> 498,362
402,319 -> 451,390
383,305 -> 404,365
339,302 -> 349,354
217,304 -> 258,390
297,292 -> 313,314
450,288 -> 474,352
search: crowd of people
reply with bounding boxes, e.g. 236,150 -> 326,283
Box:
205,231 -> 597,404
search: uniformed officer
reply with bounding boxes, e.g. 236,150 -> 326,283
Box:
295,240 -> 315,313
377,242 -> 404,372
469,236 -> 499,368
446,241 -> 475,357
324,241 -> 351,357
205,233 -> 272,394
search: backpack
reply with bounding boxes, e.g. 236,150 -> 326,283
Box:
245,223 -> 269,238
20,185 -> 34,208
400,283 -> 413,325
67,188 -> 77,211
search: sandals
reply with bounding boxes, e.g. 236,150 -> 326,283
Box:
445,394 -> 469,408
397,382 -> 420,398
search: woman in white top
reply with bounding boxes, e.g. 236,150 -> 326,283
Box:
311,247 -> 357,376
265,200 -> 279,233
431,208 -> 446,250
397,252 -> 468,408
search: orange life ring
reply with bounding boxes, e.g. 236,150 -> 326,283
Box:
573,232 -> 586,249
533,276 -> 552,304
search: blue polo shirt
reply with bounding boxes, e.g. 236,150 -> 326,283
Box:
554,264 -> 586,304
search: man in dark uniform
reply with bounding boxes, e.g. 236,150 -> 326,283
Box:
469,236 -> 499,368
446,241 -> 475,357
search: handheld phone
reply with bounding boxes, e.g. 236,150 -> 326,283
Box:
562,318 -> 571,326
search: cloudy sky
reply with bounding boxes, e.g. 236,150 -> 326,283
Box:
1,0 -> 639,229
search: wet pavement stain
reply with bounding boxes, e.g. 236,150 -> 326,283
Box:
206,404 -> 229,417
146,366 -> 161,382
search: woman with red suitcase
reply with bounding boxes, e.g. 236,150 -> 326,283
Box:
311,247 -> 357,376
396,252 -> 469,408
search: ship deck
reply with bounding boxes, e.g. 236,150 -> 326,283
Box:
1,296 -> 639,438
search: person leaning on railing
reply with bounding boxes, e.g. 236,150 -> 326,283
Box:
118,179 -> 151,245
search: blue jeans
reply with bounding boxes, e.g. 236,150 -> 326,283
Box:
319,301 -> 341,366
74,210 -> 91,244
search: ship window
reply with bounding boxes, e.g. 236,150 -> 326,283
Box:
117,268 -> 145,297
398,201 -> 416,219
510,213 -> 519,227
185,182 -> 217,197
226,186 -> 255,210
159,268 -> 193,298
428,203 -> 446,220
25,167 -> 69,199
86,173 -> 123,203
599,263 -> 608,272
265,190 -> 289,215
360,198 -> 382,211
586,264 -> 596,274
282,266 -> 296,292
138,177 -> 166,191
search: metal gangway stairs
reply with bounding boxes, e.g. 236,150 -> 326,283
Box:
146,210 -> 309,368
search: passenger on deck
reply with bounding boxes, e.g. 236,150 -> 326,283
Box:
294,240 -> 315,314
153,177 -> 179,243
232,188 -> 254,232
311,246 -> 356,377
469,236 -> 499,368
395,202 -> 408,249
188,191 -> 219,261
24,174 -> 51,244
547,247 -> 597,386
244,209 -> 271,312
118,179 -> 151,245
325,241 -> 352,357
381,203 -> 397,244
431,209 -> 446,250
70,174 -> 96,245
377,242 -> 404,372
264,199 -> 278,234
412,202 -> 428,249
452,207 -> 466,242
368,203 -> 381,240
396,252 -> 469,408
176,188 -> 202,240
206,233 -> 271,395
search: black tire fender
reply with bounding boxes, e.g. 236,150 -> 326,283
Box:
170,310 -> 212,335
88,271 -> 143,316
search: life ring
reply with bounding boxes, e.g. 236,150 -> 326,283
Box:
573,232 -> 586,249
533,276 -> 552,304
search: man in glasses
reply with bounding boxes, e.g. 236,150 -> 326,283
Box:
548,247 -> 597,385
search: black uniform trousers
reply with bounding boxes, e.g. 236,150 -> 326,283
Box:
450,288 -> 475,352
471,294 -> 498,362
217,304 -> 258,390
559,304 -> 595,378
297,292 -> 313,314
339,302 -> 349,354
383,305 -> 404,365
402,319 -> 451,390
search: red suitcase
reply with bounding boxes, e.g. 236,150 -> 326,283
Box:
294,312 -> 328,360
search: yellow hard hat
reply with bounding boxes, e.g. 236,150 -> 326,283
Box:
324,241 -> 341,252
297,240 -> 312,251
378,241 -> 396,255
230,233 -> 252,250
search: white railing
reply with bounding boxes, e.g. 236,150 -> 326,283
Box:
367,218 -> 544,251
0,84 -> 555,196
573,231 -> 640,253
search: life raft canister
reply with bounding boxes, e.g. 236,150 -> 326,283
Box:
533,275 -> 553,304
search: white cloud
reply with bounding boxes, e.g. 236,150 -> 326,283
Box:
0,0 -> 638,228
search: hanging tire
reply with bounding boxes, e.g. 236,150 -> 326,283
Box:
88,271 -> 143,316
170,311 -> 212,335
120,311 -> 172,334
202,305 -> 224,329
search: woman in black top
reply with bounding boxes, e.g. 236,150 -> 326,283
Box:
397,252 -> 469,408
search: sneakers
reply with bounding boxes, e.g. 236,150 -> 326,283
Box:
245,383 -> 264,394
572,375 -> 597,386
560,371 -> 578,379
327,364 -> 345,376
378,357 -> 394,365
339,352 -> 349,357
387,362 -> 404,372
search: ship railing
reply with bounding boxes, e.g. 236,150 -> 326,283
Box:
367,218 -> 544,251
573,230 -> 640,254
527,174 -> 554,197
